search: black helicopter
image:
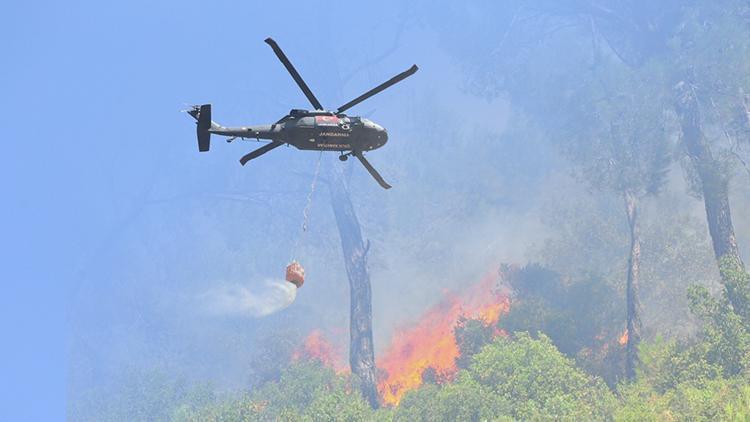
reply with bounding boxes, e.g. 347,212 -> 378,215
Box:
187,38 -> 418,189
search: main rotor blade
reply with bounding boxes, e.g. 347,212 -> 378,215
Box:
353,150 -> 391,189
239,141 -> 284,166
336,65 -> 418,114
264,38 -> 324,110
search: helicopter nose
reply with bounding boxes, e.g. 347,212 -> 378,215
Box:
364,128 -> 387,151
379,129 -> 388,145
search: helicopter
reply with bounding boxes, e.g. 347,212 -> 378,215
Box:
186,38 -> 418,189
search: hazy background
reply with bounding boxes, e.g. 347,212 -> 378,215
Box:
4,1 -> 750,419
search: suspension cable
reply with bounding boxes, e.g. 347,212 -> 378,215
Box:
290,151 -> 324,261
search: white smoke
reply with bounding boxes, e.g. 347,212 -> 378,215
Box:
201,279 -> 297,317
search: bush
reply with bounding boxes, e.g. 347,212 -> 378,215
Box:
175,361 -> 372,421
396,332 -> 615,420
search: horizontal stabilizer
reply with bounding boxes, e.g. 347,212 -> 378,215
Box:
196,104 -> 211,152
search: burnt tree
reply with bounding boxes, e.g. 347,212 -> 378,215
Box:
329,166 -> 379,408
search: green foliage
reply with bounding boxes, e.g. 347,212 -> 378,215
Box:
397,332 -> 616,420
610,261 -> 750,420
612,307 -> 750,421
615,376 -> 750,421
69,370 -> 216,422
718,257 -> 750,325
636,337 -> 721,393
172,393 -> 257,422
394,376 -> 512,422
616,338 -> 745,420
723,384 -> 750,421
687,285 -> 750,378
175,361 -> 372,421
454,316 -> 496,369
470,333 -> 616,419
683,260 -> 750,379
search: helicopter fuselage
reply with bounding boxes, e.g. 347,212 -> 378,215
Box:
210,109 -> 388,153
187,37 -> 415,189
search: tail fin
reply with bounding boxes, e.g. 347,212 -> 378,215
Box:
187,104 -> 212,152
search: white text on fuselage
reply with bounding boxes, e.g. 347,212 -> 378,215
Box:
317,144 -> 351,149
319,132 -> 350,137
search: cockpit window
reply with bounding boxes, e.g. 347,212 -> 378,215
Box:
298,116 -> 315,127
362,118 -> 383,131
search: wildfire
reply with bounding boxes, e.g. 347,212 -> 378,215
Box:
291,271 -> 510,407
292,329 -> 348,373
376,273 -> 509,406
618,329 -> 629,346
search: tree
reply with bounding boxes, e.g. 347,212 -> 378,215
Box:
560,62 -> 672,380
669,2 -> 750,299
328,165 -> 379,408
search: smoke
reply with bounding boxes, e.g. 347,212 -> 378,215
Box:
201,279 -> 297,317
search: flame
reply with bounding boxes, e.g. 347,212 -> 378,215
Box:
291,271 -> 510,406
292,329 -> 348,373
376,273 -> 509,406
478,302 -> 505,325
618,329 -> 629,346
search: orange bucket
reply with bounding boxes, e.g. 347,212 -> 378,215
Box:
286,261 -> 305,288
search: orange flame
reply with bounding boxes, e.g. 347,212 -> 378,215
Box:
292,272 -> 510,406
292,329 -> 348,373
376,273 -> 509,406
618,329 -> 629,346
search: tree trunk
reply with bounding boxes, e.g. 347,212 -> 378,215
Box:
329,167 -> 380,409
674,82 -> 745,296
624,190 -> 642,381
